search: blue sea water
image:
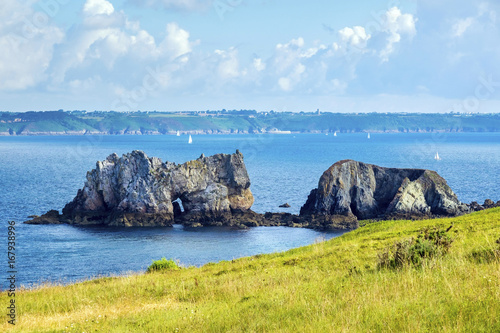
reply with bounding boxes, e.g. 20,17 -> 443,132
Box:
1,133 -> 499,288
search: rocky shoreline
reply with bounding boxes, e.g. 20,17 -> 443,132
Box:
25,208 -> 359,230
25,152 -> 499,231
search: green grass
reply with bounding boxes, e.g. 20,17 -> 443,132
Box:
3,208 -> 500,332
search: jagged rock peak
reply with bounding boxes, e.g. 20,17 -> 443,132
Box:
28,150 -> 254,227
300,160 -> 469,222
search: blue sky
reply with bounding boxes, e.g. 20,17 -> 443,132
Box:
1,0 -> 499,112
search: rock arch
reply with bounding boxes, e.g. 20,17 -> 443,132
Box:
60,150 -> 254,226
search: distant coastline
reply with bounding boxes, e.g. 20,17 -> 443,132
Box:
1,110 -> 500,136
2,129 -> 498,136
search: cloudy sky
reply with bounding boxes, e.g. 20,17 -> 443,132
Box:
1,0 -> 499,112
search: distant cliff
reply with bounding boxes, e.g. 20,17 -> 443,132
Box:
300,160 -> 472,226
26,150 -> 254,227
2,110 -> 500,135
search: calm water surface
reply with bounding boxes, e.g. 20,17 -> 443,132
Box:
0,133 -> 499,287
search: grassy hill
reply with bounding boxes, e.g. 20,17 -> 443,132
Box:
1,111 -> 500,135
2,208 -> 500,332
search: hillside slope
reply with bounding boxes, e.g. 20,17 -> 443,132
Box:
2,208 -> 500,332
2,111 -> 500,135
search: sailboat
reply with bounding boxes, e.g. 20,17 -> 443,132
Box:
367,133 -> 371,139
188,135 -> 192,144
434,152 -> 441,160
334,132 -> 337,137
176,131 -> 180,136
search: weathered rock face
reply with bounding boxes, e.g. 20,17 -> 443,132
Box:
28,150 -> 254,226
300,160 -> 469,224
25,155 -> 495,230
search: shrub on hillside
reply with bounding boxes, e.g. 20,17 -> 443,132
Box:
378,226 -> 454,269
469,237 -> 500,263
147,258 -> 181,273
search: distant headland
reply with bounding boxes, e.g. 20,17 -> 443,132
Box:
1,110 -> 500,135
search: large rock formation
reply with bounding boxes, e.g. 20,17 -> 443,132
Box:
26,155 -> 494,231
300,160 -> 469,226
26,150 -> 254,226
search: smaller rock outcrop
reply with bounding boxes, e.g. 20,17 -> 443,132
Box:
300,160 -> 469,227
468,199 -> 500,212
279,203 -> 291,208
26,210 -> 61,224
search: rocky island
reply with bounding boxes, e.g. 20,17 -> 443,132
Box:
26,150 -> 254,227
300,160 -> 472,224
25,153 -> 498,230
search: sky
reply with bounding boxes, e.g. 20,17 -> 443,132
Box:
1,0 -> 500,113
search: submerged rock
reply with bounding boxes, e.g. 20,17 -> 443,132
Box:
26,150 -> 254,227
300,160 -> 469,226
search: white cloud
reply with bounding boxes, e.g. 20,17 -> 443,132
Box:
159,22 -> 197,60
277,63 -> 305,92
52,2 -> 198,85
264,36 -> 354,94
0,0 -> 64,90
0,1 -> 419,103
451,3 -> 497,38
274,37 -> 311,73
278,77 -> 291,91
83,0 -> 115,16
271,37 -> 324,92
214,47 -> 240,79
130,0 -> 212,11
301,45 -> 327,58
384,7 -> 416,35
294,63 -> 306,75
276,37 -> 304,49
452,17 -> 474,37
68,76 -> 102,91
331,79 -> 347,94
52,27 -> 129,81
379,7 -> 416,62
6,0 -> 500,112
338,26 -> 371,49
253,58 -> 266,72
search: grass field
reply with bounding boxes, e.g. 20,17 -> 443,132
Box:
2,208 -> 500,332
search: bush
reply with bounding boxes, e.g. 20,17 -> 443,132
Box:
147,258 -> 180,273
378,226 -> 454,269
469,237 -> 500,263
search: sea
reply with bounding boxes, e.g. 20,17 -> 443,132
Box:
1,133 -> 499,288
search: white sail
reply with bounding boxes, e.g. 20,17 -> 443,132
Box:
434,152 -> 440,160
367,133 -> 370,139
176,131 -> 180,136
334,132 -> 337,137
188,135 -> 192,144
